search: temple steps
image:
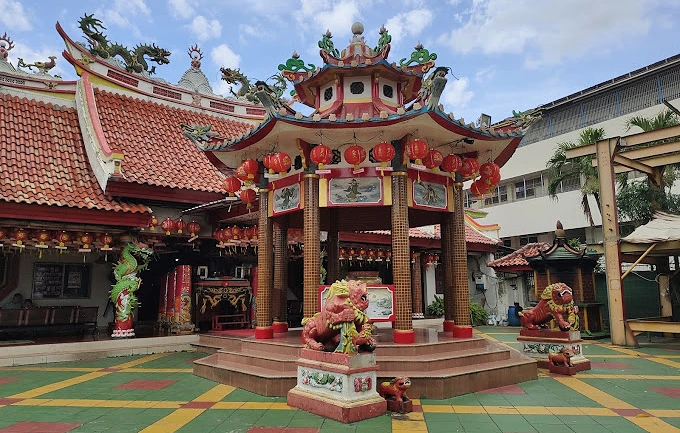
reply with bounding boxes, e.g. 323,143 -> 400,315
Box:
192,329 -> 537,399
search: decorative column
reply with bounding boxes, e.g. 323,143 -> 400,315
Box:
440,213 -> 455,332
256,186 -> 274,339
391,171 -> 414,343
273,216 -> 289,333
452,180 -> 472,338
411,252 -> 423,319
303,174 -> 321,319
326,209 -> 340,284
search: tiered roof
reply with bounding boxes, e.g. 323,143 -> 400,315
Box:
486,242 -> 551,272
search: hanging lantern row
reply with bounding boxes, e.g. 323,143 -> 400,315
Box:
339,247 -> 392,262
0,228 -> 120,257
214,225 -> 259,247
151,217 -> 202,237
469,162 -> 502,197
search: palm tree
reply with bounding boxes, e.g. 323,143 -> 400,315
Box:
625,109 -> 679,132
547,127 -> 606,226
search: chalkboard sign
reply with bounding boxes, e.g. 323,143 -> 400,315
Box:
33,263 -> 91,299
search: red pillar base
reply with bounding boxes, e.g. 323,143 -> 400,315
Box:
272,321 -> 288,333
443,320 -> 455,332
393,329 -> 415,344
452,325 -> 473,338
254,326 -> 274,339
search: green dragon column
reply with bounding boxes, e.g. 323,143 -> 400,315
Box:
110,239 -> 153,338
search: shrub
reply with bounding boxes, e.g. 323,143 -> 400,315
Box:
470,299 -> 489,326
426,295 -> 445,317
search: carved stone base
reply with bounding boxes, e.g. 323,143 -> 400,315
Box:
386,399 -> 413,413
287,349 -> 386,423
548,364 -> 577,375
517,329 -> 590,372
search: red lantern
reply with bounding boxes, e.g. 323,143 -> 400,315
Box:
241,159 -> 259,180
385,250 -> 392,261
407,138 -> 429,165
14,228 -> 27,245
479,162 -> 500,180
37,230 -> 51,245
373,141 -> 395,167
187,221 -> 201,237
411,251 -> 417,263
239,188 -> 257,208
100,233 -> 113,248
339,247 -> 347,259
344,145 -> 366,170
441,154 -> 462,175
367,249 -> 376,261
176,219 -> 186,234
263,154 -> 274,173
236,164 -> 251,183
270,152 -> 291,174
423,149 -> 443,170
223,176 -> 242,196
376,249 -> 384,261
80,233 -> 94,249
434,254 -> 439,263
358,248 -> 366,260
149,215 -> 159,231
57,231 -> 71,247
161,217 -> 176,235
251,225 -> 259,241
484,169 -> 501,187
0,228 -> 7,241
223,227 -> 233,242
310,144 -> 332,169
243,226 -> 253,241
459,158 -> 480,179
215,229 -> 226,246
231,226 -> 242,240
470,179 -> 490,196
349,248 -> 357,259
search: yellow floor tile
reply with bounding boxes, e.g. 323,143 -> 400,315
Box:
422,405 -> 454,413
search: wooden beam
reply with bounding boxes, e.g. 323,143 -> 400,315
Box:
565,144 -> 596,158
612,154 -> 654,175
621,243 -> 657,280
620,124 -> 680,147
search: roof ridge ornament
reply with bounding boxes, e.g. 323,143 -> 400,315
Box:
318,29 -> 340,59
188,44 -> 203,69
399,41 -> 437,71
374,25 -> 391,54
278,50 -> 316,77
0,32 -> 15,61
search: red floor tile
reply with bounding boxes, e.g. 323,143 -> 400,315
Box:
0,378 -> 20,385
651,387 -> 680,398
476,384 -> 526,394
591,362 -> 632,369
114,379 -> 176,390
0,422 -> 81,433
182,401 -> 215,409
247,429 -> 319,433
611,409 -> 650,417
0,398 -> 23,405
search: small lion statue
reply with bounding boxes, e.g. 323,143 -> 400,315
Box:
519,282 -> 579,331
548,347 -> 575,367
301,279 -> 376,354
379,376 -> 411,403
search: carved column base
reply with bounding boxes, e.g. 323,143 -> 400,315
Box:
255,326 -> 274,339
453,325 -> 472,338
392,329 -> 415,344
273,321 -> 289,333
443,320 -> 455,332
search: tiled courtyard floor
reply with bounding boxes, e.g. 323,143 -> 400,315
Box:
1,327 -> 679,433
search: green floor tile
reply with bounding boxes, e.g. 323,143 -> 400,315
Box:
522,414 -> 565,425
255,411 -> 296,426
531,423 -> 579,433
425,420 -> 464,432
287,417 -> 324,428
461,422 -> 502,432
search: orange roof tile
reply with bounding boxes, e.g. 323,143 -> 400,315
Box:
486,242 -> 551,269
0,94 -> 149,214
364,223 -> 500,246
94,89 -> 253,192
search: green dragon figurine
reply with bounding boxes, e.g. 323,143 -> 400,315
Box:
78,13 -> 171,75
219,67 -> 287,105
110,239 -> 153,338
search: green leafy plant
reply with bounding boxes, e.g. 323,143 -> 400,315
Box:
469,299 -> 489,326
426,295 -> 445,317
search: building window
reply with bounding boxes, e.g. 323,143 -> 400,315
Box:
502,238 -> 512,247
383,84 -> 393,98
350,82 -> 365,94
323,87 -> 333,102
464,191 -> 471,208
560,174 -> 581,193
519,235 -> 538,246
484,185 -> 508,206
515,176 -> 543,200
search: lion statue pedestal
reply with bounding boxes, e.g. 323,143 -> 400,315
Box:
288,280 -> 386,423
517,283 -> 591,372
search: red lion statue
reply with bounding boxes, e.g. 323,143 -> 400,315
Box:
549,348 -> 575,367
379,377 -> 411,403
301,279 -> 376,353
519,282 -> 579,331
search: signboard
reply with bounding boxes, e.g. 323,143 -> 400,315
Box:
318,284 -> 395,323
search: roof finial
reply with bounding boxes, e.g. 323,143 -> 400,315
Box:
555,220 -> 565,238
188,44 -> 203,69
351,22 -> 364,35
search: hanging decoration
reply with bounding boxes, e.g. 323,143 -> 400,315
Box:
56,231 -> 70,253
269,152 -> 292,175
441,154 -> 462,177
161,217 -> 176,235
310,144 -> 332,169
263,153 -> 274,174
36,230 -> 51,258
344,144 -> 367,171
100,233 -> 114,261
187,221 -> 201,242
376,249 -> 384,261
339,247 -> 347,260
459,158 -> 480,179
12,228 -> 27,250
236,164 -> 251,184
176,219 -> 186,234
0,227 -> 7,248
422,149 -> 443,170
479,162 -> 501,187
470,178 -> 490,196
223,176 -> 242,196
239,188 -> 257,209
373,141 -> 395,167
79,233 -> 94,250
241,159 -> 259,181
149,215 -> 159,231
406,138 -> 429,165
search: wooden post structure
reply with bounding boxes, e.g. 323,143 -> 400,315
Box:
256,185 -> 274,339
303,173 -> 321,319
272,216 -> 289,333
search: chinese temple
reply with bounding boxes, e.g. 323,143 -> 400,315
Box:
0,16 -> 537,397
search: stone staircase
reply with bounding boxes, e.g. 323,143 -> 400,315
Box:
192,330 -> 537,399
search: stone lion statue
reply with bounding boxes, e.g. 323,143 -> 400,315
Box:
519,282 -> 579,331
301,279 -> 376,353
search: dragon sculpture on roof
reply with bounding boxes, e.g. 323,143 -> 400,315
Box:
78,13 -> 171,75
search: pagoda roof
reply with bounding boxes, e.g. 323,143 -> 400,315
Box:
486,242 -> 551,271
363,221 -> 501,248
0,93 -> 150,226
92,88 -> 254,202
